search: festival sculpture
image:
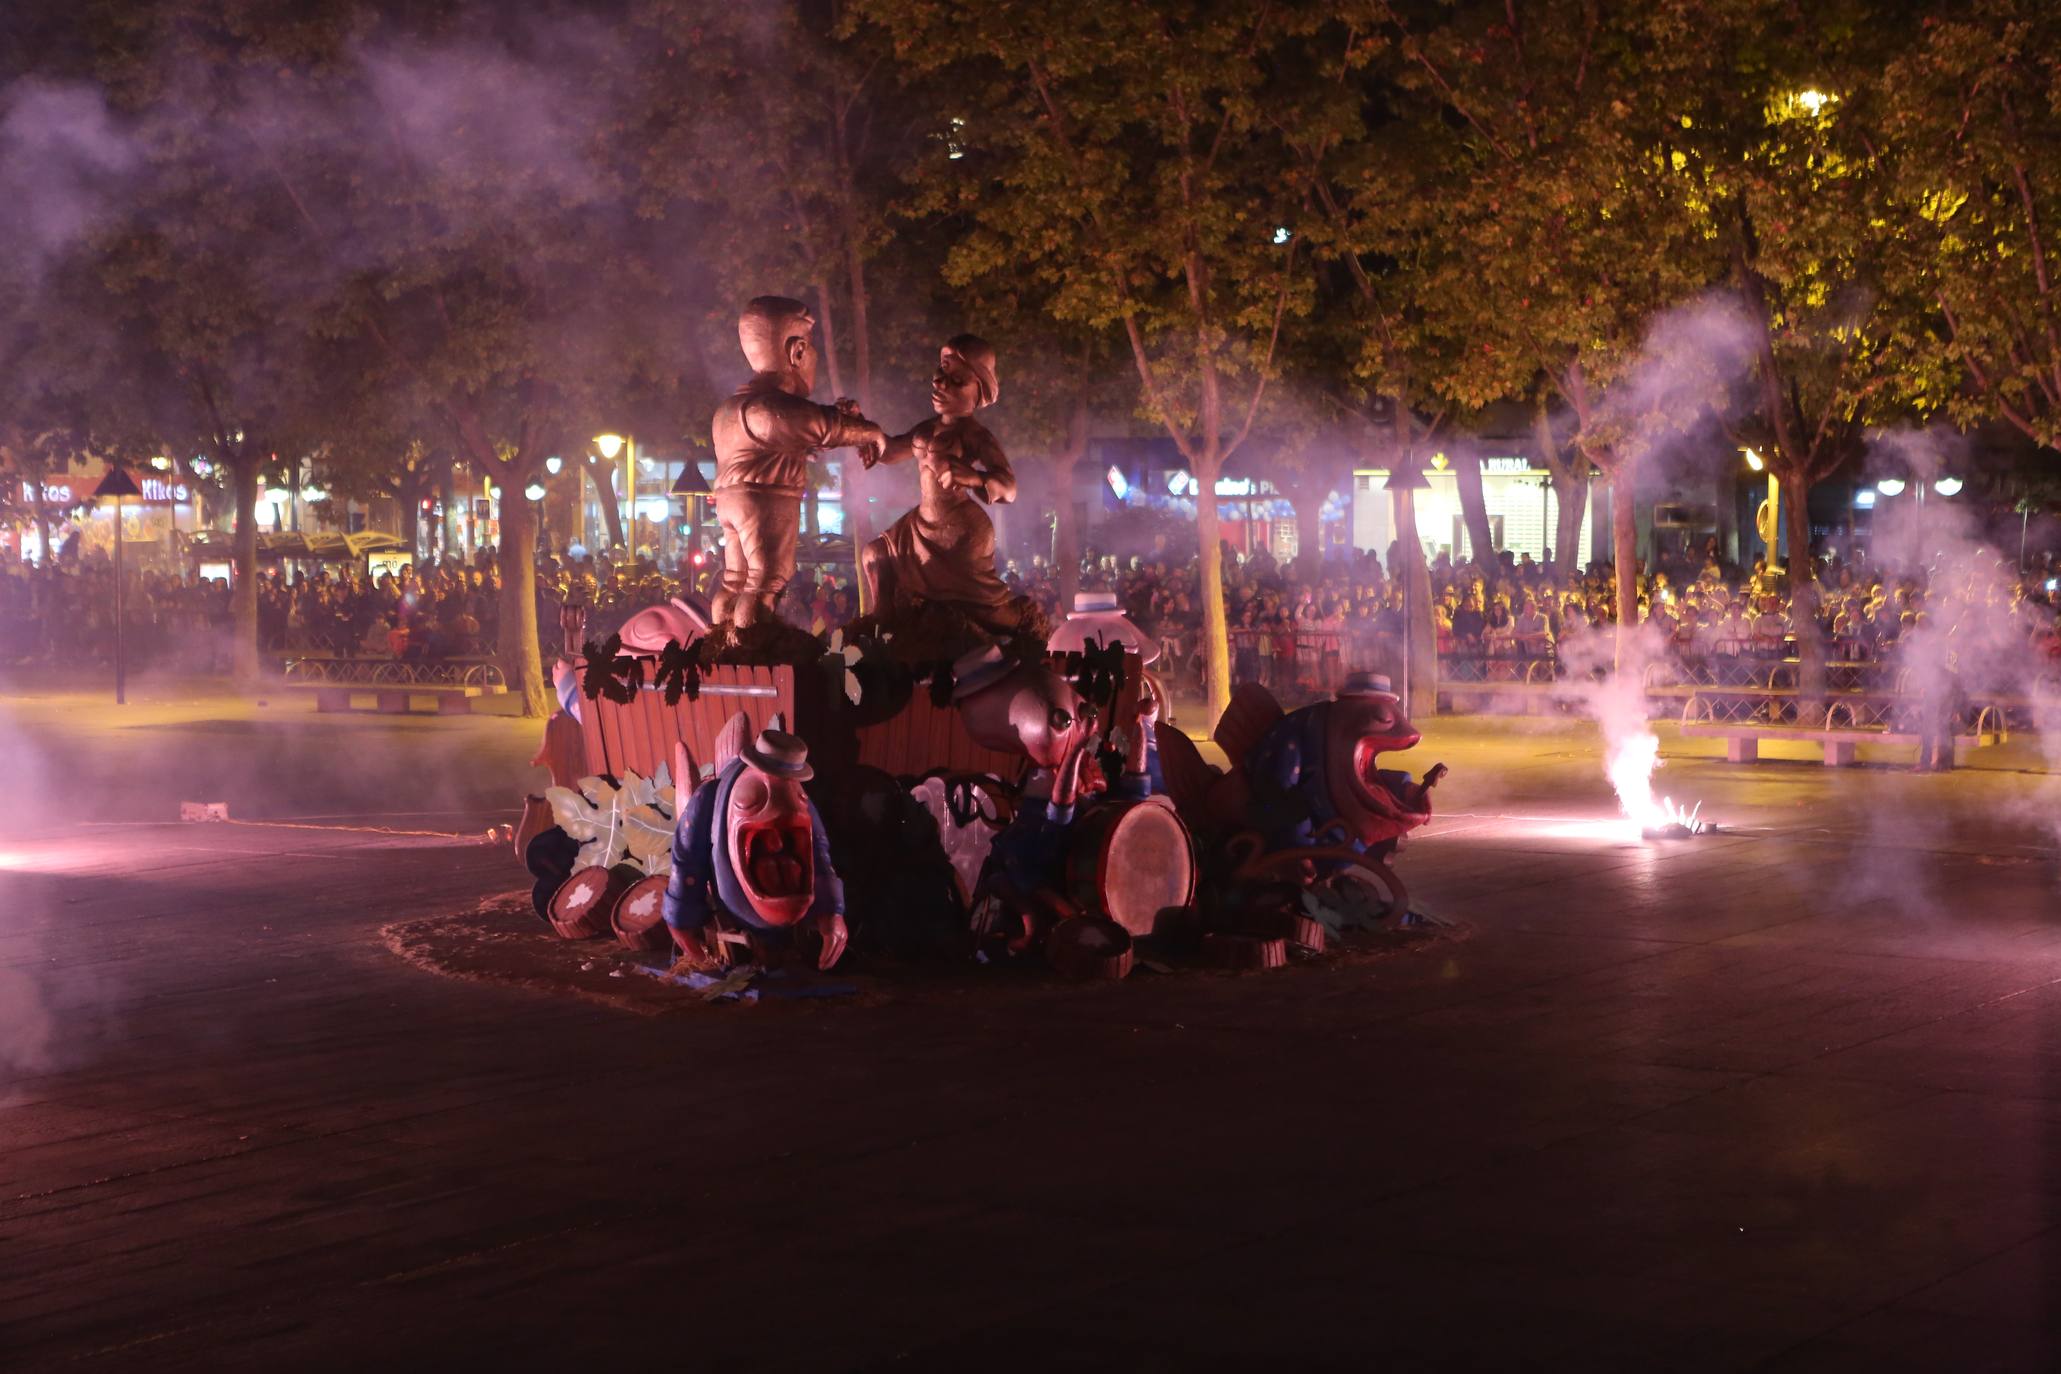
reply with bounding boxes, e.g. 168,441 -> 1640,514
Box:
663,714 -> 848,972
504,297 -> 1453,992
859,335 -> 1036,636
1158,672 -> 1445,921
951,645 -> 1191,972
711,296 -> 886,632
1047,590 -> 1155,663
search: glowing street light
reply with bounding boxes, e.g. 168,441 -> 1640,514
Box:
593,433 -> 625,460
544,455 -> 563,476
1875,478 -> 1907,497
1745,449 -> 1780,568
524,481 -> 547,502
1797,89 -> 1831,115
1932,476 -> 1963,497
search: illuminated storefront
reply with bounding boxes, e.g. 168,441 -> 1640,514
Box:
1351,456 -> 1593,567
11,466 -> 198,567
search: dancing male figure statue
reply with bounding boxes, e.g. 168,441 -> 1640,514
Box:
710,296 -> 886,630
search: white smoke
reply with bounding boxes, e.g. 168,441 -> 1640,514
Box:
0,704 -> 60,1098
1553,620 -> 1686,832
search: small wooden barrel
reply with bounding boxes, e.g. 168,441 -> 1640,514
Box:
549,866 -> 633,941
611,873 -> 673,952
1237,908 -> 1328,955
1203,932 -> 1287,972
1046,915 -> 1135,981
1062,797 -> 1196,938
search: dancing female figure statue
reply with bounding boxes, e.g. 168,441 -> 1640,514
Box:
859,334 -> 1028,635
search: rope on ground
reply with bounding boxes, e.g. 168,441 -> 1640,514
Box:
82,817 -> 497,841
219,818 -> 494,841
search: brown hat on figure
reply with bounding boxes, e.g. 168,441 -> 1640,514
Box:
940,334 -> 999,406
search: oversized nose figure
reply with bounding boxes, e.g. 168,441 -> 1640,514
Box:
663,718 -> 848,971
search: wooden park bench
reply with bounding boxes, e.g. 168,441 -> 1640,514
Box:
279,657 -> 509,715
1678,685 -> 2006,767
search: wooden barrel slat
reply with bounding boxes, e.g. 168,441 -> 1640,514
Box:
1202,932 -> 1287,971
578,699 -> 611,778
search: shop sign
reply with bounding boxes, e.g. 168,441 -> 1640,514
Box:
21,481 -> 75,505
139,477 -> 191,504
1483,456 -> 1535,474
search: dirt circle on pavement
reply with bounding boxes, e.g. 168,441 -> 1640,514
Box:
382,890 -> 1470,1017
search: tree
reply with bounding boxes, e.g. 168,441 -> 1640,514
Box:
851,0 -> 1319,722
1680,5 -> 1927,702
262,11 -> 691,715
1379,0 -> 1728,666
1878,0 -> 2061,452
639,0 -> 937,602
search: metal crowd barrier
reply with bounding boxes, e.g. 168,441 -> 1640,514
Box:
282,657 -> 507,690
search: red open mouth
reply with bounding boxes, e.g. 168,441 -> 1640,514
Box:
1350,734 -> 1422,815
739,821 -> 813,900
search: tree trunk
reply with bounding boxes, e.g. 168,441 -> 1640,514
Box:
1389,403 -> 1438,712
1451,449 -> 1497,569
1052,456 -> 1081,610
495,486 -> 551,718
1393,485 -> 1438,713
29,456 -> 51,567
1292,492 -> 1325,581
1607,460 -> 1640,672
1194,456 -> 1232,724
832,115 -> 879,610
399,488 -> 420,564
230,455 -> 261,682
585,459 -> 626,552
1782,473 -> 1825,706
814,279 -> 846,401
1053,387 -> 1091,612
439,459 -> 459,563
1552,470 -> 1588,577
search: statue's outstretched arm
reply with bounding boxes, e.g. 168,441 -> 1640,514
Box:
872,430 -> 920,468
966,428 -> 1017,504
743,392 -> 884,461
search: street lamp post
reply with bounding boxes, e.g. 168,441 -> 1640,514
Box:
672,458 -> 711,578
594,433 -> 627,558
94,464 -> 143,706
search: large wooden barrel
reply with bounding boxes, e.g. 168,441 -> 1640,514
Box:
548,865 -> 634,941
611,873 -> 673,952
1062,797 -> 1196,938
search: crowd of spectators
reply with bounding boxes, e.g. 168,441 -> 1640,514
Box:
7,530 -> 2057,703
999,534 -> 2061,702
0,554 -> 506,670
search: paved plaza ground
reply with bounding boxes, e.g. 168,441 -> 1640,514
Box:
2,677 -> 2058,1370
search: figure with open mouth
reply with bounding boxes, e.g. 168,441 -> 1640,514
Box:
1157,672 -> 1446,919
663,714 -> 848,972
